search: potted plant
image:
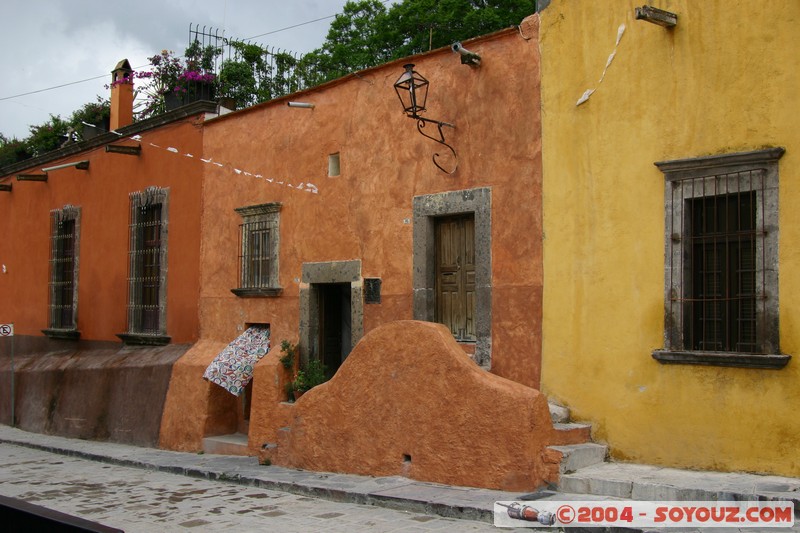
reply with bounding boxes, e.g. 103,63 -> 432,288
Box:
173,69 -> 217,105
290,370 -> 308,401
132,43 -> 220,118
290,358 -> 328,401
304,359 -> 327,389
178,40 -> 219,105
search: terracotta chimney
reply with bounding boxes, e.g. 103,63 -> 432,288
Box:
110,59 -> 134,130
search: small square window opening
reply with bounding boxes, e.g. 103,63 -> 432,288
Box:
328,153 -> 341,177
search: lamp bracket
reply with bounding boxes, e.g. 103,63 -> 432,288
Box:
635,5 -> 678,27
415,117 -> 458,174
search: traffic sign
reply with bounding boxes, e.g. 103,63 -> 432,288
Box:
0,324 -> 13,336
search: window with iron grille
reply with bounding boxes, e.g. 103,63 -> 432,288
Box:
232,202 -> 282,298
118,186 -> 170,345
43,205 -> 80,339
652,148 -> 789,369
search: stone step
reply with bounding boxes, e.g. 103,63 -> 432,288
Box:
202,433 -> 250,456
548,443 -> 608,474
550,422 -> 592,445
548,401 -> 570,424
559,461 -> 800,512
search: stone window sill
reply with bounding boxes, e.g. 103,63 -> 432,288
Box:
116,333 -> 171,346
42,328 -> 81,340
652,350 -> 791,369
231,287 -> 283,298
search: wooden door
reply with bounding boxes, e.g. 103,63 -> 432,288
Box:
435,215 -> 476,341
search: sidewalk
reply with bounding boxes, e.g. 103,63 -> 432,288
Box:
0,425 -> 526,524
1,424 -> 798,532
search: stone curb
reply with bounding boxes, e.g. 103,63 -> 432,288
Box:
10,427 -> 797,532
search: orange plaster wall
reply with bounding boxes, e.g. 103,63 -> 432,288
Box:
159,339 -> 230,451
263,321 -> 555,491
246,347 -> 295,450
160,339 -> 295,452
197,24 -> 543,387
0,117 -> 206,344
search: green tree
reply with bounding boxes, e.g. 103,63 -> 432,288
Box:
322,0 -> 391,76
386,0 -> 537,57
70,97 -> 110,127
272,51 -> 302,97
184,40 -> 221,73
26,115 -> 70,157
304,0 -> 537,84
69,96 -> 111,138
0,133 -> 32,167
298,0 -> 390,84
0,96 -> 111,170
219,41 -> 270,109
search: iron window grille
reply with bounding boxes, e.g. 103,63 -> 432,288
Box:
684,187 -> 758,352
44,205 -> 80,338
232,203 -> 282,298
240,222 -> 271,288
653,148 -> 789,369
123,186 -> 169,340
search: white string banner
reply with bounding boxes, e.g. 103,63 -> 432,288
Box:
125,133 -> 320,195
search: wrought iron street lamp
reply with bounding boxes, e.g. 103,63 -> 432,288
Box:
393,64 -> 457,174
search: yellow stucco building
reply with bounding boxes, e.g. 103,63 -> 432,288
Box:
539,0 -> 800,476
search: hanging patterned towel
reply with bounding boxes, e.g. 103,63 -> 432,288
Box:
203,326 -> 270,396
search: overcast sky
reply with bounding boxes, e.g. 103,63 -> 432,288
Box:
1,0 -> 390,140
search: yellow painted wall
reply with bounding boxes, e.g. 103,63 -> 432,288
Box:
539,0 -> 800,475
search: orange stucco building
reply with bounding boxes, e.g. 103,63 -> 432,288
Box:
0,62 -> 218,446
198,22 -> 545,382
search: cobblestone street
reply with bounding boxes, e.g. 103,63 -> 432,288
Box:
0,443 -> 504,532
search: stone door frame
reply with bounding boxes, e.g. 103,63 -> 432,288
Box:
412,188 -> 492,368
299,260 -> 363,366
